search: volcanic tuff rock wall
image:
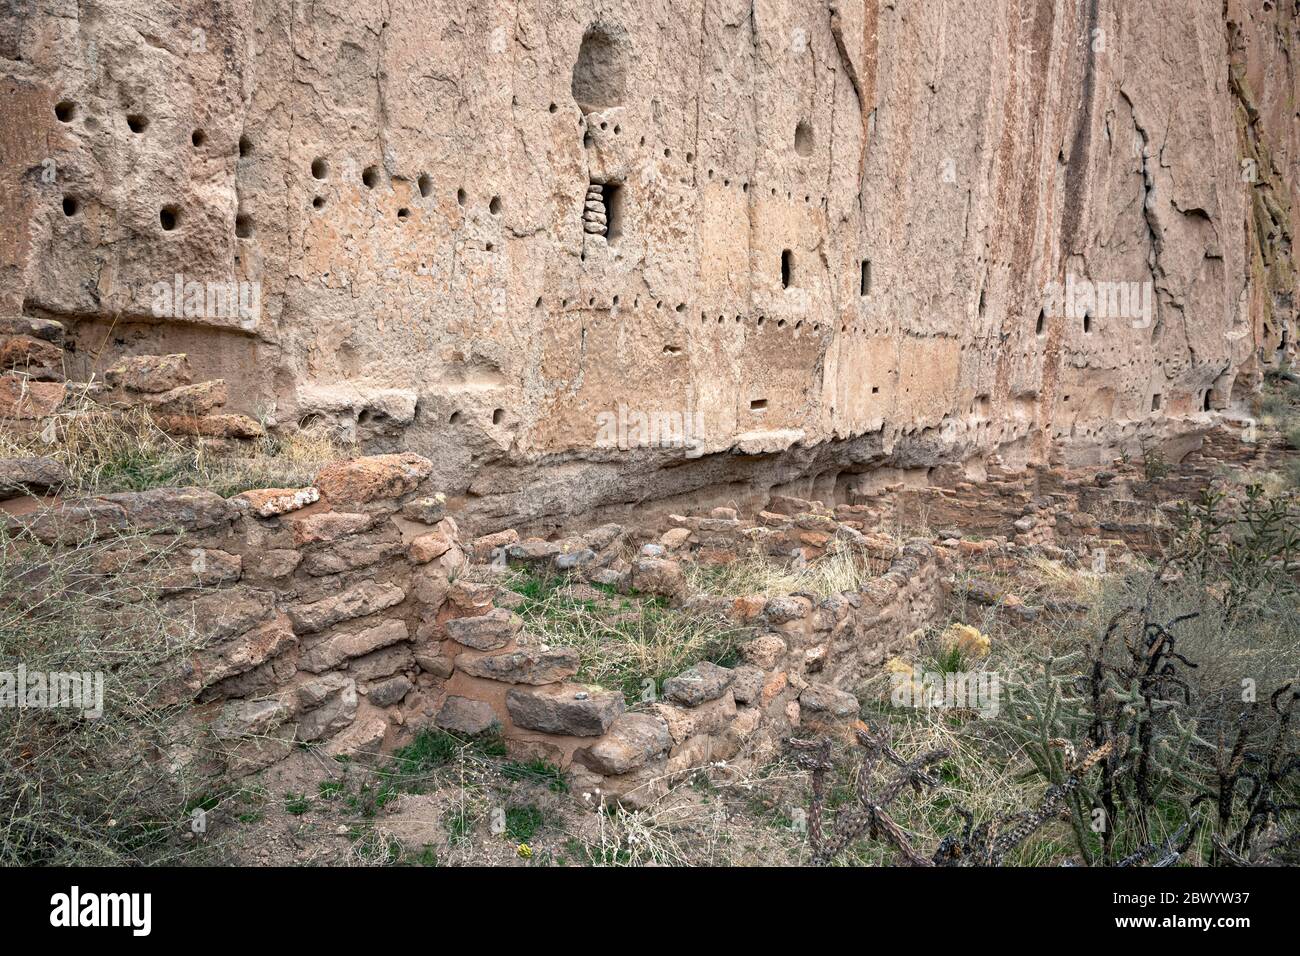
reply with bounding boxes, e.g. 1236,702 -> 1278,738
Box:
2,0 -> 1297,532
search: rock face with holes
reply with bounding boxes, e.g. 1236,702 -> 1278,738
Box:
2,1 -> 1297,533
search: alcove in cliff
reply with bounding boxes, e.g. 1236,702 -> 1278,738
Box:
572,24 -> 626,113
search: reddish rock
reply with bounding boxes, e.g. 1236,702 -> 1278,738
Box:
105,354 -> 192,393
409,531 -> 452,563
0,334 -> 62,372
0,375 -> 65,419
153,413 -> 264,439
289,511 -> 372,545
144,379 -> 228,414
233,486 -> 320,517
314,452 -> 433,504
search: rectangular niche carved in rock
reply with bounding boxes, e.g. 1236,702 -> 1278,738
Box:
583,180 -> 624,243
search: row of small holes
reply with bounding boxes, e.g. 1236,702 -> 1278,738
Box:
308,159 -> 501,218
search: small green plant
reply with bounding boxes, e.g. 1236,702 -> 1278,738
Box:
410,844 -> 439,867
346,780 -> 400,819
445,805 -> 475,844
1140,440 -> 1171,481
501,758 -> 570,793
283,793 -> 311,816
505,804 -> 544,842
318,780 -> 345,801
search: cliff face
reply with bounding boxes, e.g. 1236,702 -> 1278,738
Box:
2,0 -> 1296,531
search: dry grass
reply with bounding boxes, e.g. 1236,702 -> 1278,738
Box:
494,571 -> 742,699
0,521 -> 212,864
0,385 -> 339,496
682,541 -> 889,600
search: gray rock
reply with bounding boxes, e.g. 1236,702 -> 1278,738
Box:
444,607 -> 521,650
799,682 -> 859,718
189,588 -> 277,646
554,548 -> 596,571
0,456 -> 68,497
435,696 -> 498,735
367,674 -> 413,707
506,686 -> 625,736
348,643 -> 416,682
729,664 -> 766,705
300,538 -> 403,576
212,696 -> 293,740
299,619 -> 409,673
507,539 -> 562,564
763,595 -> 809,624
297,672 -> 352,708
575,713 -> 672,775
287,581 -> 406,634
101,487 -> 236,533
298,676 -> 358,741
663,661 -> 733,707
455,647 -> 579,685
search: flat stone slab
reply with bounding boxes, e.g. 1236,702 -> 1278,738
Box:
444,607 -> 521,650
663,661 -> 734,707
506,686 -> 625,736
435,696 -> 499,735
455,647 -> 579,685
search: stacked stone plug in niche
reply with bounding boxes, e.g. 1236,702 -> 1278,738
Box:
582,180 -> 622,242
583,182 -> 607,236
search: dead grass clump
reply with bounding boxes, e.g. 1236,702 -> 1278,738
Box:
500,571 -> 741,700
683,542 -> 887,600
0,386 -> 339,496
0,521 -> 211,864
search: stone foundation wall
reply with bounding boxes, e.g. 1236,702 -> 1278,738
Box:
1,449 -> 948,805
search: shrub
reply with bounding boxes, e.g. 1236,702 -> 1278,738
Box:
0,521 -> 208,864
